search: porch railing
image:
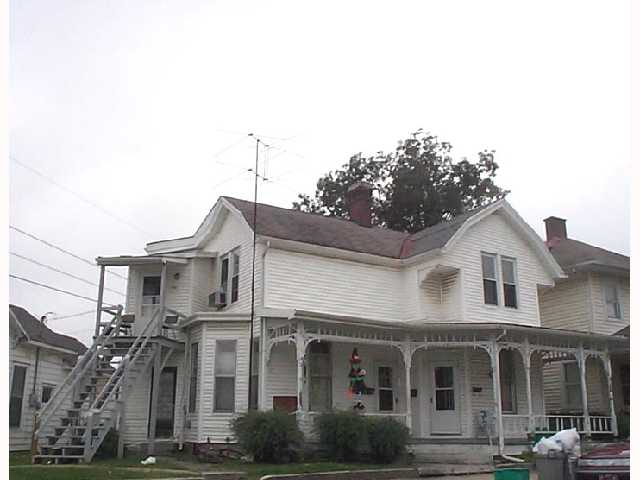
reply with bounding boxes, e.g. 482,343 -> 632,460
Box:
502,415 -> 614,436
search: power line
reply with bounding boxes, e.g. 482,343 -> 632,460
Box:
10,252 -> 126,296
9,274 -> 99,303
47,310 -> 95,322
9,225 -> 128,281
11,156 -> 153,238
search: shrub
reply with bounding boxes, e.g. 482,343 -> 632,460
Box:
231,409 -> 302,463
314,410 -> 367,461
366,417 -> 409,463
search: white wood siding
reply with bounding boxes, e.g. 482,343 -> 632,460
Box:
543,357 -> 607,413
264,248 -> 407,321
10,343 -> 76,451
441,212 -> 554,326
539,274 -> 592,332
198,321 -> 251,442
589,273 -> 630,335
264,342 -> 297,411
202,211 -> 264,316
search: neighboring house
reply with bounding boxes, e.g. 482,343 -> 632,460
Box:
9,304 -> 87,451
538,217 -> 630,422
32,185 -> 629,464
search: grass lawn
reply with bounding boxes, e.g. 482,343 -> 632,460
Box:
9,451 -> 394,480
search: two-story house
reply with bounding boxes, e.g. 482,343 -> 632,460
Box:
31,185 -> 629,465
539,217 -> 630,427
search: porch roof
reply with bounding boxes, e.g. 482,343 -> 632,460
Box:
96,255 -> 190,266
277,309 -> 629,353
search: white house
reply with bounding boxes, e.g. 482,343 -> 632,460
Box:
538,216 -> 630,422
31,185 -> 629,464
10,305 -> 87,451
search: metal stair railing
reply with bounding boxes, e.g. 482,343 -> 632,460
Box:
34,305 -> 125,440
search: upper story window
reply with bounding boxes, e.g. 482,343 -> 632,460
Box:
481,253 -> 518,309
501,257 -> 518,309
604,282 -> 621,319
482,254 -> 499,305
142,276 -> 161,305
219,251 -> 240,305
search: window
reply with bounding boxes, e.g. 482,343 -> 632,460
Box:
501,258 -> 518,308
604,282 -> 621,319
563,362 -> 581,410
41,384 -> 54,405
377,366 -> 394,412
434,366 -> 455,411
620,364 -> 629,407
481,254 -> 498,305
309,342 -> 332,412
499,350 -> 517,413
10,365 -> 27,427
231,253 -> 240,303
214,340 -> 236,412
219,250 -> 240,305
188,342 -> 199,413
142,276 -> 161,305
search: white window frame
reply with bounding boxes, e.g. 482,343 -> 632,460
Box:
481,252 -> 499,306
188,342 -> 199,414
376,364 -> 395,413
213,340 -> 237,413
603,281 -> 622,320
141,275 -> 162,305
218,249 -> 240,306
500,256 -> 519,309
10,363 -> 28,428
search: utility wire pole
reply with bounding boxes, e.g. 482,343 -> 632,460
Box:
247,133 -> 267,410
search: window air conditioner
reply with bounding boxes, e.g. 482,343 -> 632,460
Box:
209,289 -> 227,309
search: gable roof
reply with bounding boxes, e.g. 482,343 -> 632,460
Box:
548,238 -> 630,274
9,305 -> 87,354
146,196 -> 564,278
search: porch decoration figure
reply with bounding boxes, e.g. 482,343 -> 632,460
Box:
347,348 -> 373,411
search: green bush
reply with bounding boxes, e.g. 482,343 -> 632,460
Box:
366,417 -> 409,463
231,409 -> 302,463
314,410 -> 367,461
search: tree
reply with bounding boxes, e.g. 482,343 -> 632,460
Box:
293,130 -> 509,233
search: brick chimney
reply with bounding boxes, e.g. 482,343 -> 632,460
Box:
346,182 -> 373,227
544,216 -> 567,243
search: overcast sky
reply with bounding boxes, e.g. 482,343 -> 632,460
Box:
9,0 -> 631,345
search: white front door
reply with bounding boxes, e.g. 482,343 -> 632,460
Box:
430,364 -> 461,434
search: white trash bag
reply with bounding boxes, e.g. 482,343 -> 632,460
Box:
533,428 -> 581,455
140,456 -> 156,465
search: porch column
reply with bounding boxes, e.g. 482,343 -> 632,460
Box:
489,339 -> 505,453
401,341 -> 413,432
147,345 -> 162,455
522,339 -> 534,434
158,260 -> 168,336
295,320 -> 307,414
577,344 -> 592,438
602,352 -> 619,437
94,265 -> 106,337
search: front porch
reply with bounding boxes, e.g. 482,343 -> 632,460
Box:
258,313 -> 628,456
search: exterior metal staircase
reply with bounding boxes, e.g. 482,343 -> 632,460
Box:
32,307 -> 161,464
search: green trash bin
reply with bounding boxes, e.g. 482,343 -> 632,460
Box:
494,468 -> 530,480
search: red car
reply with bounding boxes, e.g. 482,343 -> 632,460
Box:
576,442 -> 630,480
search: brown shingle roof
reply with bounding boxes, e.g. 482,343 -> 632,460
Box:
548,238 -> 630,272
10,305 -> 87,354
223,196 -> 493,259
